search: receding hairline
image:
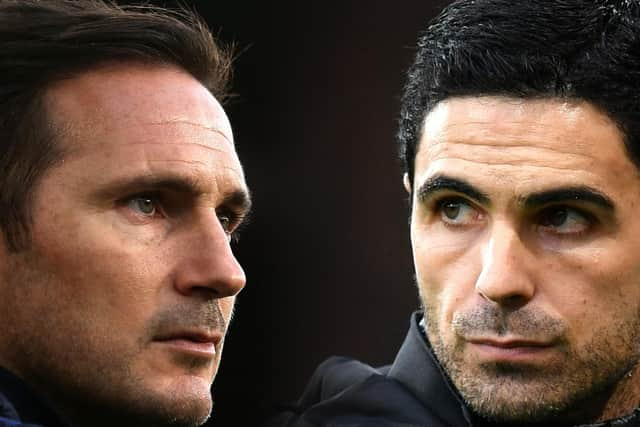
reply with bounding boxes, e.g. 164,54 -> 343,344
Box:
40,60 -> 233,155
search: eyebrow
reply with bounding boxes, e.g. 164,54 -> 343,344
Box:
95,174 -> 252,215
521,187 -> 614,211
416,175 -> 490,205
222,188 -> 253,217
416,174 -> 616,213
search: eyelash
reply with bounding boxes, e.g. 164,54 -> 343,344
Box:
216,209 -> 248,242
121,192 -> 165,218
432,196 -> 481,228
536,205 -> 596,237
429,196 -> 597,236
120,192 -> 247,241
434,196 -> 471,211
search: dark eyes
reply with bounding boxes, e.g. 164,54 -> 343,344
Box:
433,197 -> 594,236
537,207 -> 592,234
435,198 -> 483,225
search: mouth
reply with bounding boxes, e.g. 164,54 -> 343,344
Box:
466,337 -> 556,362
153,330 -> 222,359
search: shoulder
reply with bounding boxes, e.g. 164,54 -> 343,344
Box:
267,312 -> 467,426
0,418 -> 42,427
0,392 -> 20,426
268,356 -> 446,427
0,393 -> 42,427
298,356 -> 385,404
0,383 -> 47,427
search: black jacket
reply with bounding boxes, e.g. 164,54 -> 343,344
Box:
271,312 -> 640,427
0,368 -> 67,427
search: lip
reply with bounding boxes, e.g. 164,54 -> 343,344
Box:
153,330 -> 222,358
466,337 -> 555,362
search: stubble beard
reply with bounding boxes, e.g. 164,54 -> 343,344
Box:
6,298 -> 216,427
1,251 -> 219,427
422,301 -> 640,425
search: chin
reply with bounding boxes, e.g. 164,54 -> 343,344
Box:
123,390 -> 213,427
463,389 -> 566,424
95,375 -> 215,427
162,398 -> 213,427
66,386 -> 213,427
159,376 -> 215,424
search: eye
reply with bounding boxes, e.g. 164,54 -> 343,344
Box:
218,214 -> 231,232
435,197 -> 483,226
217,212 -> 243,242
538,206 -> 592,235
126,195 -> 160,217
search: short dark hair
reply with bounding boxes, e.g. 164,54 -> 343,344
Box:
398,0 -> 640,185
0,0 -> 232,251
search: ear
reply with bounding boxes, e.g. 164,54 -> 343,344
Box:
403,173 -> 412,194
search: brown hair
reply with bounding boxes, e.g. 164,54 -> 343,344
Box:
0,0 -> 232,251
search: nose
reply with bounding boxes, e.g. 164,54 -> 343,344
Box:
173,212 -> 246,298
475,221 -> 535,307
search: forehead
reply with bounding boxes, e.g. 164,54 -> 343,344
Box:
41,63 -> 245,193
414,97 -> 638,198
47,63 -> 233,141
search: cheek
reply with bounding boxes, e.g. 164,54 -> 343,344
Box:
412,225 -> 481,326
539,249 -> 640,331
30,217 -> 170,328
218,296 -> 236,324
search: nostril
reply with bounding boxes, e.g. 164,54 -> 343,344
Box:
189,286 -> 223,301
478,290 -> 531,309
500,294 -> 530,310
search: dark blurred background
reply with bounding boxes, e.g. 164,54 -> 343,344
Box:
130,1 -> 452,425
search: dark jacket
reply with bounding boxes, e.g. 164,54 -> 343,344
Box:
0,368 -> 67,427
271,312 -> 640,427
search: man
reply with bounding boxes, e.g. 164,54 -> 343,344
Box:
0,1 -> 251,427
274,0 -> 640,426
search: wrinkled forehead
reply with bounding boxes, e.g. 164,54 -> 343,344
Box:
43,63 -> 234,151
37,63 -> 246,195
414,96 -> 638,198
420,97 -> 615,151
418,97 -> 625,163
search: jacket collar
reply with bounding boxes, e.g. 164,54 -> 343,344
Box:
387,311 -> 473,426
387,311 -> 640,427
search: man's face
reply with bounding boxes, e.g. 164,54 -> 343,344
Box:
410,97 -> 640,423
0,65 -> 250,427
